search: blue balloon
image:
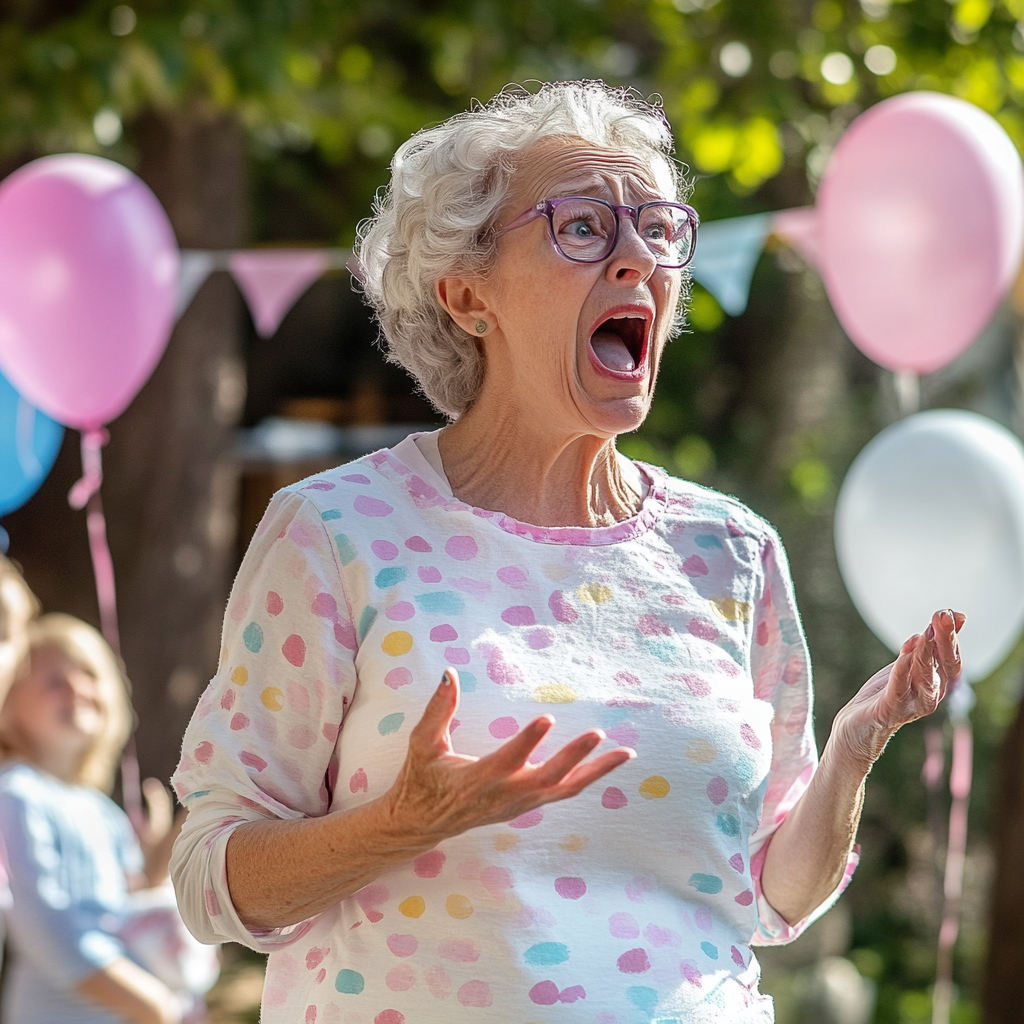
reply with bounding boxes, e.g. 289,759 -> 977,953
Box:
0,368 -> 63,517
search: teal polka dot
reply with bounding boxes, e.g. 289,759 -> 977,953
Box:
335,969 -> 364,994
524,942 -> 570,966
701,941 -> 718,960
780,617 -> 802,644
375,566 -> 408,589
627,986 -> 659,1013
459,671 -> 477,693
242,622 -> 264,653
378,712 -> 405,736
357,606 -> 378,643
415,591 -> 465,615
321,509 -> 342,521
695,534 -> 723,549
716,813 -> 740,838
688,873 -> 723,894
334,533 -> 357,565
645,638 -> 677,663
734,755 -> 757,785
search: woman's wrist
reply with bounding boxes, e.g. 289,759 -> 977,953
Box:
824,710 -> 893,780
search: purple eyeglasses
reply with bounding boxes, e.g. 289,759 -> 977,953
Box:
495,195 -> 699,269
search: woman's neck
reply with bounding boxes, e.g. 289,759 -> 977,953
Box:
439,403 -> 642,529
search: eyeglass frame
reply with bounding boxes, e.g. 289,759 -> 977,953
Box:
494,195 -> 700,269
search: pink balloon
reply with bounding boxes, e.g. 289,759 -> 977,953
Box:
0,154 -> 178,430
817,92 -> 1024,374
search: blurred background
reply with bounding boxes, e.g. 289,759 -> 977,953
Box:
3,0 -> 1024,1021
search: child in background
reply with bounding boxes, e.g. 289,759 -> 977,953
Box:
0,614 -> 218,1024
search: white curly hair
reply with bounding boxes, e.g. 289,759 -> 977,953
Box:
355,80 -> 689,420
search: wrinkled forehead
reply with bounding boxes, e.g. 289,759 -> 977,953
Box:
504,135 -> 676,215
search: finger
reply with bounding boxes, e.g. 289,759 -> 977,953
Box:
545,747 -> 636,799
885,634 -> 919,703
529,729 -> 607,787
409,668 -> 461,754
479,715 -> 555,775
908,627 -> 941,708
141,777 -> 173,836
930,609 -> 963,695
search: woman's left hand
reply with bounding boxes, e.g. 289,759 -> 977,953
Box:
831,607 -> 965,771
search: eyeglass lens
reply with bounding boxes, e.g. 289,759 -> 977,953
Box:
550,199 -> 694,266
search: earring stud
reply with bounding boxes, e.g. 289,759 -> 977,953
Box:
475,320 -> 488,334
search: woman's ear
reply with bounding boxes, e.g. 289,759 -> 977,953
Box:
436,277 -> 495,337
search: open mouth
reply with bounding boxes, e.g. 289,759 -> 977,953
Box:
588,308 -> 651,379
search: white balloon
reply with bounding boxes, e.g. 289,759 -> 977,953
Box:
835,410 -> 1024,680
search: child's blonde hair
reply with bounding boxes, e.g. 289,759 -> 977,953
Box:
7,614 -> 134,791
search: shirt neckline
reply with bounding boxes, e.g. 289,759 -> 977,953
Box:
368,438 -> 668,548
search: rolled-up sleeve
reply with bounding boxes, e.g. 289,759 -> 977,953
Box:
747,529 -> 858,945
170,487 -> 358,952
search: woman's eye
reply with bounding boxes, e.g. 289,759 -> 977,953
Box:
563,218 -> 597,237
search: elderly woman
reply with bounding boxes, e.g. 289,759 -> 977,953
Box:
171,81 -> 962,1023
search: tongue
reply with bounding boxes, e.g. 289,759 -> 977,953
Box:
591,330 -> 636,372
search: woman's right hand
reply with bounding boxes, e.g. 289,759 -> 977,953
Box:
384,668 -> 635,843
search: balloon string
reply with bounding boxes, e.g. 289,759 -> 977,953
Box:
67,430 -> 145,835
932,720 -> 973,1024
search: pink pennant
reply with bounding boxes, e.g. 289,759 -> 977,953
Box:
228,249 -> 330,337
772,207 -> 819,268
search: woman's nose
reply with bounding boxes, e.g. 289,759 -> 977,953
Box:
606,212 -> 658,281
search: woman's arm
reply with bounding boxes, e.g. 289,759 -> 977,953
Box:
77,958 -> 181,1024
226,668 -> 634,929
760,608 -> 963,924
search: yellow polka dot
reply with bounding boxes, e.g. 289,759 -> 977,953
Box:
534,682 -> 577,704
493,834 -> 518,852
219,645 -> 229,669
398,895 -> 426,918
231,666 -> 249,686
709,597 -> 752,621
382,631 -> 414,657
686,739 -> 717,764
260,687 -> 284,711
560,834 -> 588,852
639,776 -> 671,799
445,894 -> 473,919
577,582 -> 612,604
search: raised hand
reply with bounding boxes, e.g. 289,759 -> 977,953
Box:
385,668 -> 635,842
832,608 -> 965,770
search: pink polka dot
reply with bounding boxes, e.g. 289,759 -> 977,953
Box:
387,934 -> 418,957
230,713 -> 249,731
602,787 -> 628,809
680,960 -> 702,985
548,590 -> 578,624
560,985 -> 586,1003
334,621 -> 357,649
729,853 -> 744,872
509,809 -> 543,829
444,647 -> 470,664
194,741 -> 213,764
529,981 -> 560,1005
266,591 -> 284,615
682,554 -> 709,576
625,875 -> 652,902
554,876 -> 587,900
497,566 -> 529,588
282,634 -> 306,667
707,777 -> 728,805
386,602 -> 415,621
489,716 -> 519,738
418,566 -> 442,583
405,535 -> 432,552
445,535 -> 478,560
731,945 -> 746,967
617,948 -> 650,973
288,726 -> 317,749
386,965 -> 416,991
756,621 -> 770,646
646,923 -> 680,947
606,723 -> 638,747
609,912 -> 640,938
688,618 -> 719,640
374,1011 -> 404,1024
527,627 -> 555,649
480,865 -> 513,898
735,890 -> 754,906
486,649 -> 523,685
220,690 -> 235,710
413,850 -> 446,878
339,474 -> 369,484
385,667 -> 413,690
349,768 -> 368,792
430,624 -> 458,642
501,605 -> 536,626
239,751 -> 268,772
439,939 -> 480,962
740,723 -> 762,749
694,907 -> 713,931
457,980 -> 492,1007
354,495 -> 393,517
287,682 -> 310,711
305,1006 -> 316,1024
305,946 -> 329,970
372,540 -> 400,560
671,672 -> 710,696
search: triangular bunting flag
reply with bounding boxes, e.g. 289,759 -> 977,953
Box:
176,250 -> 217,319
690,213 -> 773,316
229,250 -> 331,338
772,207 -> 819,268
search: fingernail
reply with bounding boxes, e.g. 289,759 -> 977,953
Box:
441,670 -> 453,686
925,625 -> 935,640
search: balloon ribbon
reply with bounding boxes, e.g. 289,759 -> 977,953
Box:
68,429 -> 145,835
931,717 -> 973,1024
